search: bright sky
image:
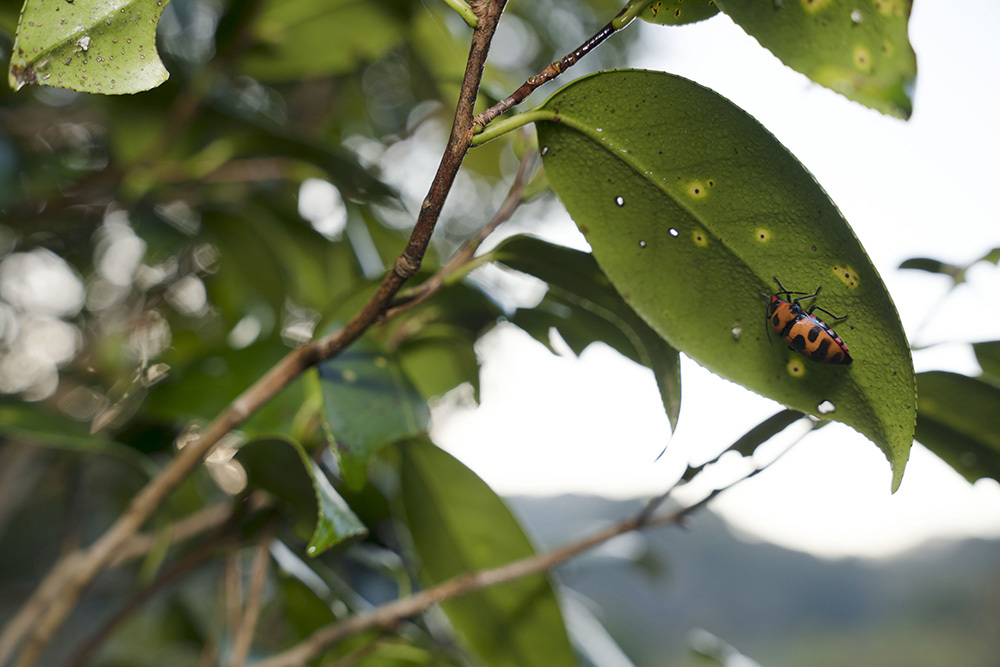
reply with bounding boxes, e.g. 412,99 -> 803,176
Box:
434,0 -> 1000,560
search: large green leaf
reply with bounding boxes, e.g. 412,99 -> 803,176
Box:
914,372 -> 1000,484
714,0 -> 916,118
536,70 -> 914,491
9,0 -> 171,94
489,234 -> 681,432
316,330 -> 429,490
237,437 -> 367,555
396,436 -> 574,667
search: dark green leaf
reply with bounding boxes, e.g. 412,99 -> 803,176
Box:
397,329 -> 482,401
9,0 -> 171,94
640,0 -> 720,25
396,436 -> 573,667
317,331 -> 429,490
147,336 -> 298,436
973,341 -> 1000,386
915,372 -> 1000,484
238,437 -> 366,555
490,235 -> 681,432
537,70 -> 914,491
715,0 -> 916,118
0,402 -> 158,477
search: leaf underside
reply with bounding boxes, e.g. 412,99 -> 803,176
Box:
537,69 -> 914,490
715,0 -> 916,118
10,0 -> 171,94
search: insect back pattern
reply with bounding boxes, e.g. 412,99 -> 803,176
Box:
762,277 -> 853,365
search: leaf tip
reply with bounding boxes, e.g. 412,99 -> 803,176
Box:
889,457 -> 907,493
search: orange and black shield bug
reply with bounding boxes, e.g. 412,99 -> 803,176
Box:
761,277 -> 852,365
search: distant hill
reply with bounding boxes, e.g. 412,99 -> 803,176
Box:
508,495 -> 1000,667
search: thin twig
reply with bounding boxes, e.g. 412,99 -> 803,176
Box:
3,3 -> 509,664
253,439 -> 802,667
65,532 -> 239,667
384,148 -> 536,319
472,3 -> 640,132
251,484 -> 729,667
231,529 -> 274,667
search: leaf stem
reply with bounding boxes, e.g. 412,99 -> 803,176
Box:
441,0 -> 479,28
472,1 -> 637,132
385,146 -> 536,319
471,109 -> 556,146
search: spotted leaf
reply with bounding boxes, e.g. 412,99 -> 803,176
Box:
536,69 -> 914,491
9,0 -> 171,95
714,0 -> 916,118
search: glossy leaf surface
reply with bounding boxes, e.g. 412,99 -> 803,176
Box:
9,0 -> 171,94
238,437 -> 367,555
397,436 -> 574,667
715,0 -> 916,118
537,70 -> 914,490
317,331 -> 429,490
915,372 -> 1000,484
490,234 -> 681,431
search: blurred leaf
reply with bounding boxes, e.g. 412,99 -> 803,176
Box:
396,436 -> 574,667
714,0 -> 916,118
537,70 -> 914,491
0,402 -> 158,477
9,0 -> 171,94
281,575 -> 337,638
390,281 -> 501,401
640,0 -> 720,25
317,330 -> 429,490
241,0 -> 403,82
147,335 -> 292,431
973,341 -> 1000,386
980,247 -> 1000,265
915,371 -> 1000,484
899,257 -> 963,278
238,437 -> 367,555
900,248 -> 1000,288
489,235 -> 681,432
397,328 -> 481,401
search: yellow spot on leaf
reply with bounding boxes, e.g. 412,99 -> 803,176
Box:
686,181 -> 708,199
802,0 -> 835,13
831,265 -> 860,288
754,228 -> 772,242
874,0 -> 906,18
692,230 -> 709,247
853,46 -> 872,72
787,359 -> 806,377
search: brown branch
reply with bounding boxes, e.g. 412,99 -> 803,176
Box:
230,530 -> 274,667
65,531 -> 240,667
251,489 -> 720,667
250,428 -> 806,667
3,3 -> 509,664
473,5 -> 631,131
384,147 -> 536,320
